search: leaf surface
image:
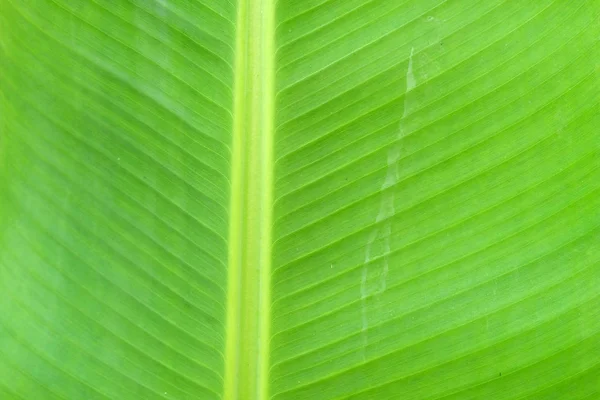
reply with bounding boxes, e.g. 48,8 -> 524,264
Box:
1,0 -> 599,399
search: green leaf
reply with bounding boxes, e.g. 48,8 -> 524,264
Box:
1,0 -> 599,399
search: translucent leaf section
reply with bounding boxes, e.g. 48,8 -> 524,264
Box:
0,1 -> 235,399
270,1 -> 600,399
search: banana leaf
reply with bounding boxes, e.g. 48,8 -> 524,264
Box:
1,0 -> 599,399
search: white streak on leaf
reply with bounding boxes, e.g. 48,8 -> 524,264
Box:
406,47 -> 416,93
359,48 -> 417,356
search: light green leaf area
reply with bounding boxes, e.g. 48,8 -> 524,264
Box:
1,0 -> 599,399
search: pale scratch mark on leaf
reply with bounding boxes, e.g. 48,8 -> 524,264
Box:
375,148 -> 398,293
405,47 -> 416,94
360,48 -> 416,358
375,47 -> 415,289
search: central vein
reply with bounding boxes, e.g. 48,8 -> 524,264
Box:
224,0 -> 275,398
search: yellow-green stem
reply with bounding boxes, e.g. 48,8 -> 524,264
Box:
224,0 -> 275,398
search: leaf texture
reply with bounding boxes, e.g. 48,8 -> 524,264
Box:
269,0 -> 600,399
1,0 -> 600,399
0,1 -> 235,398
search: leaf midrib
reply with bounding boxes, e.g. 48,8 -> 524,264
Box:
224,0 -> 276,399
